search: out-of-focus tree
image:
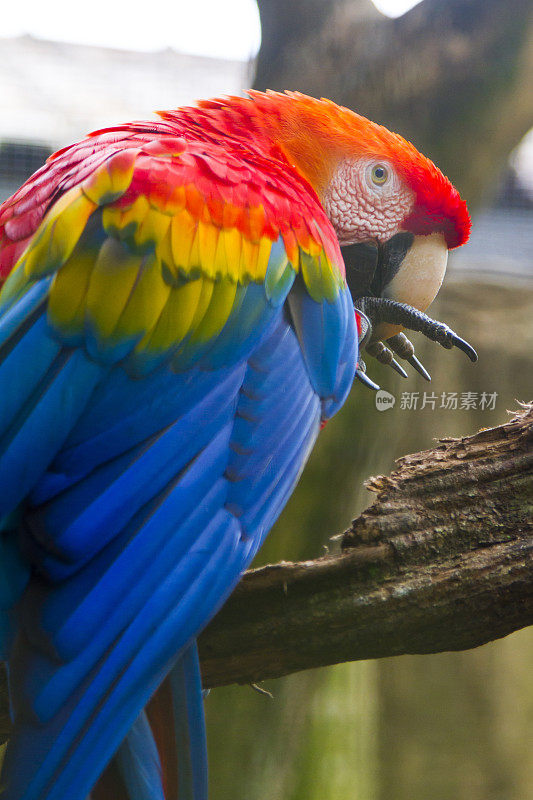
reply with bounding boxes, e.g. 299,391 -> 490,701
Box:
254,0 -> 533,204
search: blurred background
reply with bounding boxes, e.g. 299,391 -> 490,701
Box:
1,0 -> 532,797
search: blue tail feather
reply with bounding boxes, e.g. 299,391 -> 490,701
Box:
115,710 -> 165,800
26,443 -> 232,660
20,478 -> 233,724
171,642 -> 208,800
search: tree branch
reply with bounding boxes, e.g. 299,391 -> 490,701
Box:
199,405 -> 532,687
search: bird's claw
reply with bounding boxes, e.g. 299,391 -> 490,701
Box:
355,359 -> 380,391
356,369 -> 380,391
409,320 -> 477,362
405,353 -> 432,382
353,297 -> 478,375
445,331 -> 478,362
388,332 -> 432,381
389,357 -> 409,379
365,339 -> 409,379
354,309 -> 380,390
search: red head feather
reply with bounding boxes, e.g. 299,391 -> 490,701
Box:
174,91 -> 470,250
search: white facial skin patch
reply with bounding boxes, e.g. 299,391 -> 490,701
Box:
322,157 -> 415,245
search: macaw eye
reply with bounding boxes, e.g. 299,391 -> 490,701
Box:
370,164 -> 389,185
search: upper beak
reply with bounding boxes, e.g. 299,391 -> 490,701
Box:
343,231 -> 449,342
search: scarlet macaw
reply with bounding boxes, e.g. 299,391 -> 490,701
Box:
0,91 -> 474,799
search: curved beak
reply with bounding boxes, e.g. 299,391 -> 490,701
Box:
343,231 -> 449,342
342,232 -> 476,387
381,231 -> 448,326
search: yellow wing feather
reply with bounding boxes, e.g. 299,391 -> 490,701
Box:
86,238 -> 142,341
136,278 -> 205,356
24,188 -> 97,279
47,246 -> 96,334
115,255 -> 172,342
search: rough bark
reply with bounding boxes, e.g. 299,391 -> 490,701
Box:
198,405 -> 532,687
0,407 -> 531,741
254,0 -> 533,205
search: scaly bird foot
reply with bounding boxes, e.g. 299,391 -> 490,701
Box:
353,297 -> 477,381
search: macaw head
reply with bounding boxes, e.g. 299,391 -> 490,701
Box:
246,90 -> 475,382
188,90 -> 476,382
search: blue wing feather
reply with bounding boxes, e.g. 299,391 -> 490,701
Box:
0,264 -> 356,799
288,279 -> 353,401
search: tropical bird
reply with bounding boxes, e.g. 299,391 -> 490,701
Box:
0,91 -> 475,800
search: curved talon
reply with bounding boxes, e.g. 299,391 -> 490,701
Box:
407,354 -> 431,382
356,368 -> 380,391
448,333 -> 478,362
389,358 -> 408,379
387,332 -> 431,380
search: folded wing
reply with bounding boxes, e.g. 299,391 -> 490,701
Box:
0,129 -> 356,799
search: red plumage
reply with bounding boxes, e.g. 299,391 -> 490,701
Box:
0,90 -> 470,290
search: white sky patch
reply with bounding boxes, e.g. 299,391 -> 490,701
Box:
511,129 -> 533,196
2,0 -> 262,61
1,1 -> 430,61
371,0 -> 423,16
